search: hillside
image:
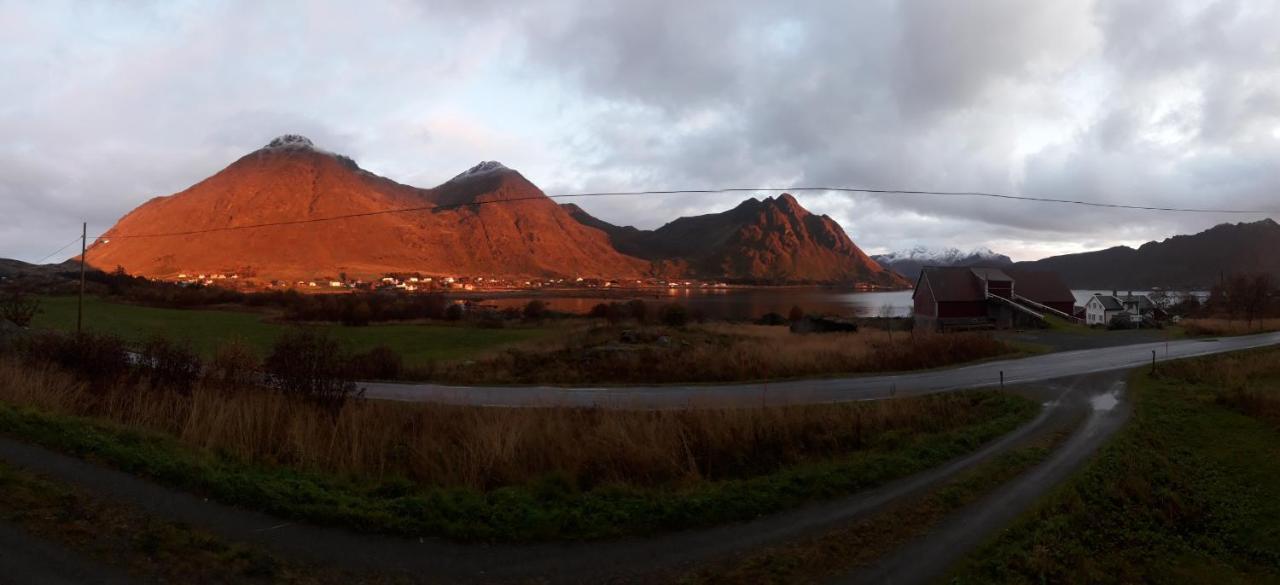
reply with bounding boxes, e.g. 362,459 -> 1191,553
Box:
1015,219 -> 1280,289
562,195 -> 907,286
86,136 -> 649,280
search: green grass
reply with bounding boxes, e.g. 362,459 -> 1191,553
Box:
948,355 -> 1280,584
0,392 -> 1038,542
30,296 -> 551,365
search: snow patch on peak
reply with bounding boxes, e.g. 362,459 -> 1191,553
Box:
264,135 -> 316,149
449,161 -> 509,181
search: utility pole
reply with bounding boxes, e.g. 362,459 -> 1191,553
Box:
77,222 -> 86,335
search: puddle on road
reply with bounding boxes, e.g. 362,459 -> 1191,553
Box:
1090,392 -> 1119,411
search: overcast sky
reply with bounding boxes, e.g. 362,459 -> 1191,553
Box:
3,0 -> 1279,263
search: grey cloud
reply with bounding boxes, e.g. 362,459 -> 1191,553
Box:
3,0 -> 1280,264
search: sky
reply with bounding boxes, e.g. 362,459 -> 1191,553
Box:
2,0 -> 1279,264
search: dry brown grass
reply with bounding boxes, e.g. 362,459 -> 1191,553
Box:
433,323 -> 1014,385
0,357 -> 1014,491
1160,348 -> 1280,426
1181,318 -> 1280,336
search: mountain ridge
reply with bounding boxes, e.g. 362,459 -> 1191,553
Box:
1015,218 -> 1280,289
86,136 -> 904,286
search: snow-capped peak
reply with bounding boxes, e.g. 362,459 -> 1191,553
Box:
449,161 -> 509,182
874,246 -> 1009,264
264,134 -> 316,150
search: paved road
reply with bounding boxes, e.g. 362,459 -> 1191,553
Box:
360,332 -> 1280,408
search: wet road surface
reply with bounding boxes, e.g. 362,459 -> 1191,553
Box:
359,331 -> 1280,408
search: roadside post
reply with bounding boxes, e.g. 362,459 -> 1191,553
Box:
1152,350 -> 1157,374
1000,370 -> 1004,390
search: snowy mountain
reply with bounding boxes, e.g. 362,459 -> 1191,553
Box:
872,246 -> 1013,280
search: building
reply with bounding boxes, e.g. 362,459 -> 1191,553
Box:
1084,294 -> 1125,325
1085,292 -> 1158,326
913,267 -> 1076,331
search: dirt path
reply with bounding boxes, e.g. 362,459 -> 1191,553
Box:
832,370 -> 1132,584
0,377 -> 1105,584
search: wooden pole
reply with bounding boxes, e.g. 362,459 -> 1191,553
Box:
77,222 -> 86,335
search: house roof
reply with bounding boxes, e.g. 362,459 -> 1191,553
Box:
1091,294 -> 1124,311
1003,268 -> 1075,304
1118,294 -> 1156,311
970,267 -> 1012,282
917,266 -> 987,302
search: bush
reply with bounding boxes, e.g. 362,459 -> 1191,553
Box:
522,300 -> 548,321
757,312 -> 788,326
341,300 -> 372,326
444,303 -> 465,321
0,292 -> 40,327
20,330 -> 130,389
659,304 -> 690,327
263,329 -> 358,409
788,305 -> 805,323
138,334 -> 203,393
348,345 -> 402,380
207,338 -> 259,389
626,299 -> 648,324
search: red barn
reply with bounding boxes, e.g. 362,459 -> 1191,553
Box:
913,267 -> 1075,331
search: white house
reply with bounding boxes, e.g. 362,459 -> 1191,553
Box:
1085,294 -> 1126,325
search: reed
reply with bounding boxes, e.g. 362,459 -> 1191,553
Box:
0,358 -> 1016,491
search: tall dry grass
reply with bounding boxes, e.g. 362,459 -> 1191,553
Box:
0,358 -> 1009,490
434,324 -> 1012,385
1160,349 -> 1280,426
1181,318 -> 1280,336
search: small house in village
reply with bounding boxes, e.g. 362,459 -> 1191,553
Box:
1085,292 -> 1159,326
913,267 -> 1076,331
1084,294 -> 1125,325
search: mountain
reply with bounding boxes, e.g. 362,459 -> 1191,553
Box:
561,195 -> 907,286
1015,219 -> 1280,289
86,136 -> 649,280
872,246 -> 1013,280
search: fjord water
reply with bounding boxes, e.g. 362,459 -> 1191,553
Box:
471,288 -> 1207,321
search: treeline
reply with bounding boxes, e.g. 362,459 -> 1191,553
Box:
5,328 -> 400,409
1205,273 -> 1276,325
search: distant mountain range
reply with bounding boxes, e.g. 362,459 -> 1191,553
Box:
563,196 -> 906,285
872,246 -> 1012,280
80,135 -> 904,286
1015,219 -> 1280,289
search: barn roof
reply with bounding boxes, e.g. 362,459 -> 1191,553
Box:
1003,268 -> 1075,304
918,267 -> 986,302
970,267 -> 1012,282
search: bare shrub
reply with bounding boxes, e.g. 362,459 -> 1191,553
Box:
347,345 -> 402,380
263,329 -> 357,409
0,291 -> 40,327
138,334 -> 203,393
19,330 -> 130,390
206,338 -> 260,389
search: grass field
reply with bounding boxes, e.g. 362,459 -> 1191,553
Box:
30,295 -> 552,365
948,349 -> 1280,584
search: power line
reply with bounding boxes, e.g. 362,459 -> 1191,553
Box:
30,235 -> 84,264
83,185 -> 1277,242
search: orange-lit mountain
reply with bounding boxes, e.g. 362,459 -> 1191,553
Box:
88,135 -> 904,286
562,195 -> 908,286
87,136 -> 648,280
